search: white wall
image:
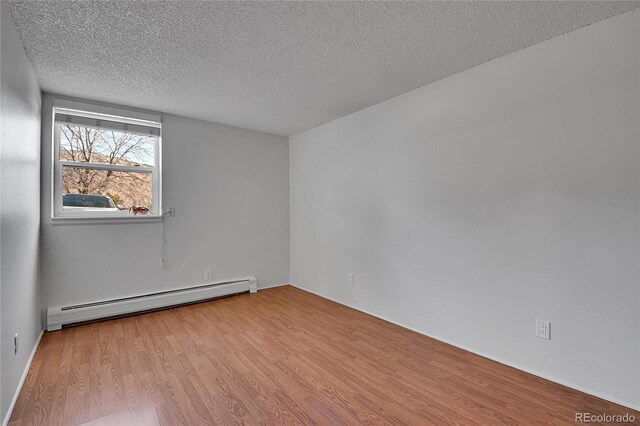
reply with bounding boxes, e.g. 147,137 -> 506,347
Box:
40,94 -> 289,308
0,3 -> 42,422
290,9 -> 640,408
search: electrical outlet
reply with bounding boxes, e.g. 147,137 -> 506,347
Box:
536,320 -> 550,340
204,269 -> 212,281
167,207 -> 175,217
347,273 -> 354,285
14,333 -> 18,354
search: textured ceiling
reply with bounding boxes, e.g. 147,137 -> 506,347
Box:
7,1 -> 640,136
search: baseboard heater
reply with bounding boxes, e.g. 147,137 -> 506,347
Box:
46,276 -> 257,331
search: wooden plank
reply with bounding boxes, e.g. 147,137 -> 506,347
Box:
8,286 -> 639,425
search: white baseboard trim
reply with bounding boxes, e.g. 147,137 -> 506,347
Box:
3,330 -> 44,426
289,283 -> 640,412
258,282 -> 289,290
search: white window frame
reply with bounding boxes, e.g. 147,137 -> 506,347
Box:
51,99 -> 163,224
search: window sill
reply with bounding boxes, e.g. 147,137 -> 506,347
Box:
51,215 -> 163,226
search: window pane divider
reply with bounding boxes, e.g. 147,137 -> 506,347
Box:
60,161 -> 154,174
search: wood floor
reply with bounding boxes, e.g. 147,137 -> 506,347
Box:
9,285 -> 638,425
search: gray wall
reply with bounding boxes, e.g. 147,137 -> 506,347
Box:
40,93 -> 289,308
0,3 -> 42,422
290,9 -> 640,408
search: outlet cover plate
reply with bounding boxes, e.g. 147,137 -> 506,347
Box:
536,320 -> 550,340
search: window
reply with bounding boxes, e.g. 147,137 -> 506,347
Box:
52,100 -> 162,220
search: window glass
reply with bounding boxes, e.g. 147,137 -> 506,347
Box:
59,125 -> 155,166
62,167 -> 153,211
52,102 -> 161,220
